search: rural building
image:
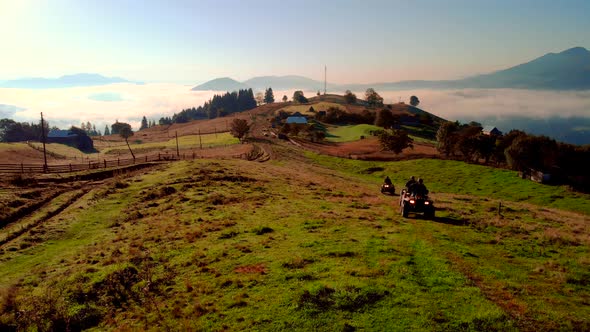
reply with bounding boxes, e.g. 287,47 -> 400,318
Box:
482,126 -> 502,136
47,129 -> 94,151
286,112 -> 308,124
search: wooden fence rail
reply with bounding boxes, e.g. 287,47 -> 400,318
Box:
0,152 -> 183,174
0,150 -> 248,174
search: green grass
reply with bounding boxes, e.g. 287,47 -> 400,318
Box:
305,153 -> 590,215
102,132 -> 238,155
325,124 -> 381,142
0,155 -> 588,330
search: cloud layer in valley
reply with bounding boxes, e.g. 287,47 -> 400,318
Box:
0,84 -> 219,130
1,85 -> 589,143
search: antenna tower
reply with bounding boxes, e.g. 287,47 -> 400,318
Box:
324,65 -> 327,95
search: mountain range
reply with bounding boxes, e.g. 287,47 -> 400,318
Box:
192,47 -> 590,92
0,73 -> 142,89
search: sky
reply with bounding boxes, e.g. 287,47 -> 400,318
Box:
1,0 -> 590,84
0,0 -> 589,134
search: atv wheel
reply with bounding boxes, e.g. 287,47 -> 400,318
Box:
401,204 -> 409,218
425,208 -> 435,219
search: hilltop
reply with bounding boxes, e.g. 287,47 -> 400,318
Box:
0,94 -> 443,164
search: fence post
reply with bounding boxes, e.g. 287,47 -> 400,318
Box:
117,158 -> 120,166
88,161 -> 91,169
104,159 -> 107,168
158,153 -> 160,161
69,164 -> 72,172
21,163 -> 24,173
145,155 -> 148,162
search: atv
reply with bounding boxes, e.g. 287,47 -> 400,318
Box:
399,189 -> 435,219
380,183 -> 395,195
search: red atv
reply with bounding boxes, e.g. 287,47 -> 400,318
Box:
399,189 -> 435,219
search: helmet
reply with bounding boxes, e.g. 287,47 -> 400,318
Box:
418,178 -> 423,184
410,176 -> 415,180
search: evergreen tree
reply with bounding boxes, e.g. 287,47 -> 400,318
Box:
104,125 -> 110,136
140,116 -> 148,130
264,87 -> 275,103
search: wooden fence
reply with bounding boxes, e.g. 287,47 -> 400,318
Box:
0,152 -> 199,174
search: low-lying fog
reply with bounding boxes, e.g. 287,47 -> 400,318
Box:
1,85 -> 589,144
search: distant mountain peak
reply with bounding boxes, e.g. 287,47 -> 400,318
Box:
190,46 -> 590,92
191,77 -> 248,91
559,46 -> 589,56
0,73 -> 140,89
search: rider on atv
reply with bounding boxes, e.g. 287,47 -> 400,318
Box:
405,176 -> 416,191
409,178 -> 428,197
384,176 -> 392,185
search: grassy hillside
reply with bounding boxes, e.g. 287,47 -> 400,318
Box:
325,124 -> 381,142
277,102 -> 344,116
0,153 -> 588,330
307,154 -> 590,215
101,132 -> 239,155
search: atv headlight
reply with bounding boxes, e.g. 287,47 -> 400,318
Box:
425,201 -> 430,205
409,199 -> 415,204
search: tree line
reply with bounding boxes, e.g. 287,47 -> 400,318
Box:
0,119 -> 49,142
436,121 -> 590,192
158,89 -> 257,125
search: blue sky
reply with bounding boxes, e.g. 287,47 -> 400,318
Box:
1,0 -> 589,84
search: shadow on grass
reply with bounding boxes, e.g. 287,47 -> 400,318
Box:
432,216 -> 470,226
406,214 -> 469,226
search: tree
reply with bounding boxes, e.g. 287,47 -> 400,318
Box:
104,125 -> 110,136
140,116 -> 148,130
255,92 -> 264,106
374,108 -> 394,128
344,90 -> 357,104
436,121 -> 459,156
293,91 -> 308,103
264,88 -> 275,103
365,88 -> 383,107
317,90 -> 321,96
505,134 -> 558,172
282,95 -> 288,103
111,121 -> 127,135
230,119 -> 250,143
379,130 -> 414,154
410,95 -> 420,107
0,119 -> 46,142
118,122 -> 135,159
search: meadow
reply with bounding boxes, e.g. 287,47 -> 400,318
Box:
0,150 -> 588,331
325,124 -> 381,142
0,132 -> 239,163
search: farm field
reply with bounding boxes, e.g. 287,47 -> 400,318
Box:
0,132 -> 242,165
1,148 -> 588,331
